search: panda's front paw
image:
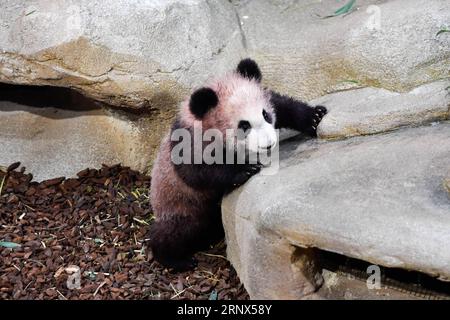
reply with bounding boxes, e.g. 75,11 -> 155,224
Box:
232,164 -> 262,188
314,105 -> 327,120
246,163 -> 263,176
305,105 -> 327,137
168,257 -> 198,272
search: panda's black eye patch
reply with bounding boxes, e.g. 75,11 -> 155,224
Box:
238,120 -> 251,133
262,109 -> 272,124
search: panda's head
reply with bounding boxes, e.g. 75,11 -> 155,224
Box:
180,59 -> 277,155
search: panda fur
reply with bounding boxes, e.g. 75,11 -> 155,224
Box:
148,59 -> 327,271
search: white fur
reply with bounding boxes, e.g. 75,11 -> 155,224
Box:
223,75 -> 277,153
179,71 -> 278,156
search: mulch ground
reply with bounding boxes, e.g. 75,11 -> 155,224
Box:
0,163 -> 248,300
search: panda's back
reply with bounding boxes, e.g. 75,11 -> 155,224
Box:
150,132 -> 217,220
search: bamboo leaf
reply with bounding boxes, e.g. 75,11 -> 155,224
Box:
340,79 -> 360,84
436,28 -> 449,36
334,0 -> 356,16
0,241 -> 22,249
208,290 -> 218,300
319,0 -> 357,19
0,174 -> 6,195
94,238 -> 104,244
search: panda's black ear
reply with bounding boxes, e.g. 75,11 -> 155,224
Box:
189,87 -> 219,119
236,58 -> 262,82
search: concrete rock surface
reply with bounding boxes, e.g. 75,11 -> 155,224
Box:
223,122 -> 450,299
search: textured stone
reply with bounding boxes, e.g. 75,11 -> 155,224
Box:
0,101 -> 154,181
233,0 -> 450,101
0,0 -> 246,174
222,122 -> 450,299
315,80 -> 450,139
1,0 -> 448,109
0,0 -> 244,109
1,0 -> 448,178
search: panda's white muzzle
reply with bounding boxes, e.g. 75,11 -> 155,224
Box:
246,122 -> 278,154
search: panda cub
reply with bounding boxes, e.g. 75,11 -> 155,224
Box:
149,59 -> 327,271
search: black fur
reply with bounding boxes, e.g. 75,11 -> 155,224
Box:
175,160 -> 262,194
236,58 -> 262,82
150,160 -> 260,271
189,87 -> 219,119
149,121 -> 263,271
149,208 -> 224,271
270,91 -> 327,137
170,121 -> 262,193
155,160 -> 261,271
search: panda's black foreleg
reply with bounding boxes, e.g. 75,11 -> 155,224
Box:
270,90 -> 327,137
148,212 -> 224,272
176,161 -> 262,194
224,163 -> 262,194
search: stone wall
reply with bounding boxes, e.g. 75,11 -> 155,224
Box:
0,0 -> 449,177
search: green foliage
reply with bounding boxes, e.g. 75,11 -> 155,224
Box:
436,28 -> 449,36
0,241 -> 21,249
208,290 -> 218,300
0,174 -> 5,196
320,0 -> 356,19
334,0 -> 356,16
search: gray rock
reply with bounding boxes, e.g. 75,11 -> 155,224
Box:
0,101 -> 154,181
222,122 -> 450,299
0,0 -> 244,109
0,0 -> 246,173
234,0 -> 450,100
315,80 -> 450,139
2,0 -> 448,108
1,0 -> 448,176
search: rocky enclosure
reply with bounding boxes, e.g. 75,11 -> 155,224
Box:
223,123 -> 450,299
0,0 -> 449,300
1,0 -> 449,178
1,0 -> 448,108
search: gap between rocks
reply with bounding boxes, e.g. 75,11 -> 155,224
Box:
0,83 -> 157,117
310,247 -> 450,299
0,83 -> 160,181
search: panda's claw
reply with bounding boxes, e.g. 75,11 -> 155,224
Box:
231,164 -> 261,189
247,164 -> 262,175
314,105 -> 328,118
301,106 -> 327,137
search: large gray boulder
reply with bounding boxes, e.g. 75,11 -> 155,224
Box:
0,0 -> 243,109
1,0 -> 448,179
1,0 -> 448,107
315,80 -> 449,139
0,101 -> 153,181
222,122 -> 450,299
0,0 -> 244,175
234,0 -> 450,100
